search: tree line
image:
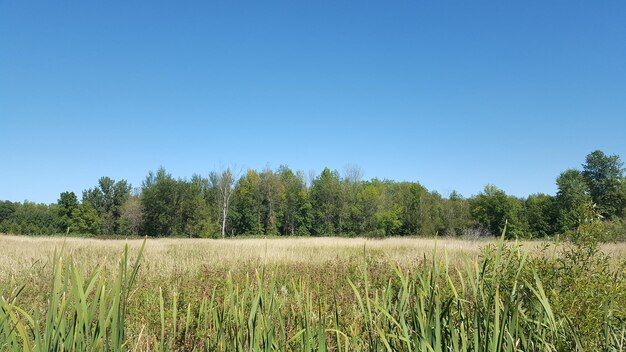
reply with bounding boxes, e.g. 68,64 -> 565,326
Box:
1,150 -> 625,239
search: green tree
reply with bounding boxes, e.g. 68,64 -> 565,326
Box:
0,201 -> 16,223
141,170 -> 216,238
391,182 -> 443,236
1,202 -> 59,235
524,193 -> 556,238
83,177 -> 131,235
556,169 -> 591,232
57,191 -> 79,233
310,168 -> 342,235
359,180 -> 386,235
259,168 -> 282,235
366,180 -> 404,236
141,168 -> 179,236
469,185 -> 526,238
230,170 -> 263,235
582,150 -> 626,218
339,166 -> 364,235
277,166 -> 311,235
71,202 -> 102,234
180,175 -> 215,238
440,191 -> 472,236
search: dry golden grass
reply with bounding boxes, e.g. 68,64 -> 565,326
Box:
2,235 -> 625,278
0,235 -> 485,276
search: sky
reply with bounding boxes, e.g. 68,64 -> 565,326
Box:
1,0 -> 625,204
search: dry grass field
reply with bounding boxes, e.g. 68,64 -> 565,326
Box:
1,235 -> 489,274
1,235 -> 625,350
2,235 -> 625,308
2,234 -> 625,277
1,235 -> 492,307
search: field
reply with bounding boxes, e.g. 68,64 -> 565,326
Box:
1,235 -> 625,351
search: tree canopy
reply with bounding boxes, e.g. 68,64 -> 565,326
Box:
1,150 -> 624,239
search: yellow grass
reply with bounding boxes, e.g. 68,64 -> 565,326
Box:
2,235 -> 625,277
0,235 -> 480,275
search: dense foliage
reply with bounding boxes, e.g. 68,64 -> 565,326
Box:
1,150 -> 625,239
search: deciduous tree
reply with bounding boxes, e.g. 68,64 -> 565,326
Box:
210,169 -> 235,238
556,169 -> 591,232
582,150 -> 626,218
83,177 -> 131,235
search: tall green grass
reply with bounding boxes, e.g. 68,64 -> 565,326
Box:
1,236 -> 624,351
1,242 -> 144,351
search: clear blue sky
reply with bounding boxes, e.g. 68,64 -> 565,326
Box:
1,0 -> 625,204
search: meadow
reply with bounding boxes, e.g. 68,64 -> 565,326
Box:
1,235 -> 625,351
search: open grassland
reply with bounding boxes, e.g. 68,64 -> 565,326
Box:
1,235 -> 625,351
4,235 -> 624,275
0,236 -> 493,275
